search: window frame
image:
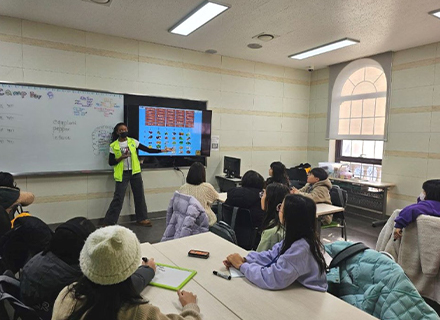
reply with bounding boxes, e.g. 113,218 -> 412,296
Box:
335,140 -> 382,165
327,55 -> 392,141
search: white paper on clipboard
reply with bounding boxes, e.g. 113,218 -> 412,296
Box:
229,267 -> 244,278
150,264 -> 196,290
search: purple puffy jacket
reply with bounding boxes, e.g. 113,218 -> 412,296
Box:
161,192 -> 209,241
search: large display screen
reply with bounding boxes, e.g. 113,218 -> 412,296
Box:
138,106 -> 203,156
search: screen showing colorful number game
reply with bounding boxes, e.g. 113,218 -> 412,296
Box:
138,106 -> 203,156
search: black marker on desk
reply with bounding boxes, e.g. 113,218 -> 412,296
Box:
213,270 -> 231,280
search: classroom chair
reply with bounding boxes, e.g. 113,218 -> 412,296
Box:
326,241 -> 438,319
0,272 -> 42,320
376,210 -> 440,313
322,185 -> 348,240
219,203 -> 257,250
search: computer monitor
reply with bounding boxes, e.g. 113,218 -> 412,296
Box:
223,156 -> 241,179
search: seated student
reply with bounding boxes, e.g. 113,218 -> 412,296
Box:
0,172 -> 35,213
256,183 -> 290,252
179,162 -> 219,226
394,179 -> 440,240
291,167 -> 332,224
21,218 -> 156,320
265,162 -> 290,188
224,194 -> 327,291
52,225 -> 200,320
225,170 -> 266,229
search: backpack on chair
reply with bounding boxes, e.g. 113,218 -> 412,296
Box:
209,204 -> 237,244
0,215 -> 53,274
330,185 -> 348,208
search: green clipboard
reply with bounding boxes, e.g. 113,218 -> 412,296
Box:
149,263 -> 197,291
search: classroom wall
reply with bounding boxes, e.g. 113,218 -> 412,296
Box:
307,42 -> 440,214
0,16 -> 311,224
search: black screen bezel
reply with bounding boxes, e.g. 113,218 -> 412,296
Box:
124,94 -> 211,168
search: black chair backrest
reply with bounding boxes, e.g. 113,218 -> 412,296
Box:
330,185 -> 348,208
330,186 -> 348,221
220,203 -> 256,250
0,206 -> 11,239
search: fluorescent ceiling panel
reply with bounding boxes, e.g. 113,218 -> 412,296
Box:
170,1 -> 229,36
289,38 -> 360,60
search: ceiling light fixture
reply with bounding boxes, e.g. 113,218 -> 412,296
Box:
429,9 -> 440,19
169,1 -> 230,36
257,34 -> 274,42
289,38 -> 359,60
83,0 -> 112,5
247,43 -> 262,49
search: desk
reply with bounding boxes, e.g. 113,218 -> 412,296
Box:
218,192 -> 227,202
153,233 -> 376,320
317,203 -> 344,216
215,175 -> 241,192
139,242 -> 240,319
330,178 -> 395,227
316,203 -> 344,237
330,178 -> 394,216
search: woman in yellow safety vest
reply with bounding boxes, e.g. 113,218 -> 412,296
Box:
103,123 -> 172,226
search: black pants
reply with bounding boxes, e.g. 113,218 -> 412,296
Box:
104,171 -> 148,225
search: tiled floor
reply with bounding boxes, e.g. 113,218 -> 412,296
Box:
320,212 -> 383,249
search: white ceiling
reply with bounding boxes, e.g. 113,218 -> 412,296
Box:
1,0 -> 440,70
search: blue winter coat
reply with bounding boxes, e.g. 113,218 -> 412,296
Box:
161,192 -> 209,241
325,241 -> 438,320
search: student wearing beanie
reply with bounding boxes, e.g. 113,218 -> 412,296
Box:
52,225 -> 201,320
21,218 -> 155,320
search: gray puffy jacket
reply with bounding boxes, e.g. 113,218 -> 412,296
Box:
161,192 -> 209,241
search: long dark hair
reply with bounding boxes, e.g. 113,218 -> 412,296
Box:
111,122 -> 127,142
67,276 -> 146,320
186,162 -> 206,185
260,183 -> 290,231
269,162 -> 290,187
280,194 -> 326,274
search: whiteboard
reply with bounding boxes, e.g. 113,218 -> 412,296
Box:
0,83 -> 124,174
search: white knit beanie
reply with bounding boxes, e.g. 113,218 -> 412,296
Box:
79,225 -> 141,285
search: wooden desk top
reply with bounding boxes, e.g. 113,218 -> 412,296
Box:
316,203 -> 344,216
218,192 -> 227,202
152,233 -> 376,320
330,177 -> 395,189
139,242 -> 240,319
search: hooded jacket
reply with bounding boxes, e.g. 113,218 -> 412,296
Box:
297,179 -> 332,204
394,199 -> 440,229
161,192 -> 209,241
298,179 -> 333,224
327,241 -> 438,319
20,251 -> 82,320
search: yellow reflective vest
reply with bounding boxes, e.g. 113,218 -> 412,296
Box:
110,138 -> 141,182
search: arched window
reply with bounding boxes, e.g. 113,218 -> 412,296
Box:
330,58 -> 387,140
328,57 -> 391,181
